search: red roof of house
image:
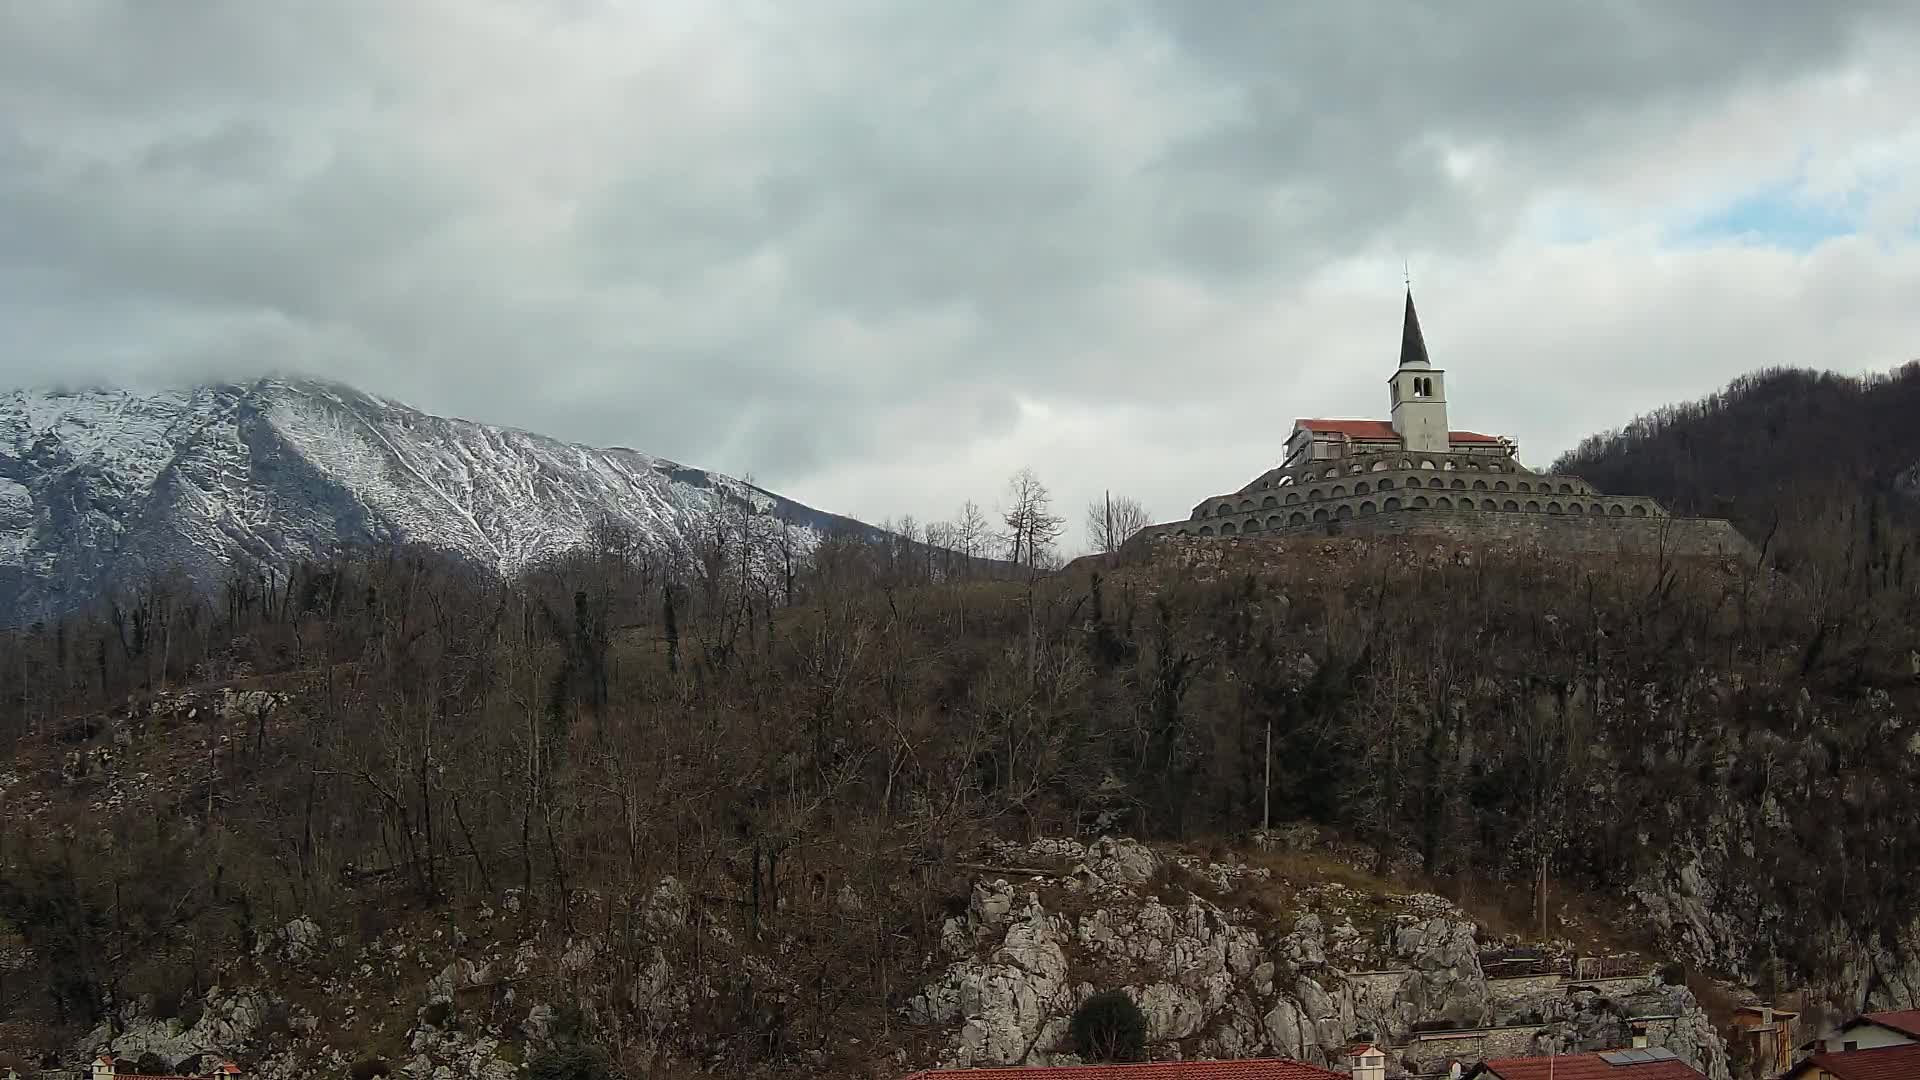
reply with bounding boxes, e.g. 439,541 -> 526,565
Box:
900,1060 -> 1344,1080
1475,1051 -> 1705,1080
1794,1043 -> 1920,1079
1862,1009 -> 1920,1038
1292,419 -> 1503,445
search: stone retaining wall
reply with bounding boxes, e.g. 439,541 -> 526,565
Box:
1311,510 -> 1755,561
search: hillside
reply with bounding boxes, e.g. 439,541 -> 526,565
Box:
1,518 -> 1916,1079
0,379 -> 883,623
1552,362 -> 1920,552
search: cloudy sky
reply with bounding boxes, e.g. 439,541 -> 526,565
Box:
4,2 -> 1918,543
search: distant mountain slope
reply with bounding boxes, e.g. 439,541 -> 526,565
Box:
1552,362 -> 1920,543
0,379 -> 877,621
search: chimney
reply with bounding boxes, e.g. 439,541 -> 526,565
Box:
1349,1043 -> 1387,1080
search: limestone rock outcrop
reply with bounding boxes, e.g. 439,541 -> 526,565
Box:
909,837 -> 1731,1079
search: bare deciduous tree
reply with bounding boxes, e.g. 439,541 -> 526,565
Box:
1084,492 -> 1153,554
1000,468 -> 1065,572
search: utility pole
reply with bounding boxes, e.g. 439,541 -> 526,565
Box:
1537,853 -> 1549,940
1262,716 -> 1272,834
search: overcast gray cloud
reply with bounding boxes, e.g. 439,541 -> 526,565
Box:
3,1 -> 1918,545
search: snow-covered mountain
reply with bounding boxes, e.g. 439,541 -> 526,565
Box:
0,379 -> 877,621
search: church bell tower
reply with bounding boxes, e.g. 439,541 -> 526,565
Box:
1388,289 -> 1449,454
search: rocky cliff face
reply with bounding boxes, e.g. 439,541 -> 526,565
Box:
47,836 -> 1731,1080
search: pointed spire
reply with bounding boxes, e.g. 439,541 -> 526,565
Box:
1399,287 -> 1431,369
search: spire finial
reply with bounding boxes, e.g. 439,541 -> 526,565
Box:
1404,259 -> 1411,289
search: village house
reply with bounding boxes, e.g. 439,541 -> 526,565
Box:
1800,1009 -> 1920,1055
1727,1002 -> 1799,1077
88,1056 -> 241,1080
1462,1048 -> 1705,1080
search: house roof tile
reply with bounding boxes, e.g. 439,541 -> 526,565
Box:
1795,1043 -> 1920,1080
1862,1009 -> 1920,1038
1293,419 -> 1503,445
1475,1051 -> 1705,1080
899,1059 -> 1346,1080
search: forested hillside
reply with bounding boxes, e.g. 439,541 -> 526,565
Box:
1,471 -> 1917,1076
1553,361 -> 1920,557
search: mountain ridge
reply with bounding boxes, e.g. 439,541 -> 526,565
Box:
0,377 -> 876,621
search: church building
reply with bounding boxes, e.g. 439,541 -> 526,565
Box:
1127,291 -> 1749,557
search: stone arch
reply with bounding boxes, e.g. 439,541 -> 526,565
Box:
1451,478 -> 1467,489
1569,503 -> 1584,514
1322,468 -> 1338,480
1413,495 -> 1431,508
1503,499 -> 1519,511
1384,497 -> 1403,511
1331,485 -> 1347,497
1631,504 -> 1648,517
1419,459 -> 1437,470
1559,483 -> 1573,494
1609,504 -> 1626,516
1378,478 -> 1395,490
1288,512 -> 1308,526
1487,463 -> 1505,472
1482,499 -> 1498,511
1547,501 -> 1563,514
1436,496 -> 1453,509
1495,481 -> 1510,492
1277,475 -> 1294,486
1312,508 -> 1329,522
1217,502 -> 1233,516
1355,481 -> 1371,495
1199,526 -> 1215,536
1525,500 -> 1541,512
1240,499 -> 1255,511
1220,521 -> 1237,535
1399,458 -> 1414,469
1370,460 -> 1389,472
1309,488 -> 1323,500
1443,459 -> 1457,470
1262,495 -> 1278,508
1360,500 -> 1377,516
1457,498 -> 1474,510
1336,504 -> 1354,520
1589,502 -> 1604,515
1349,464 -> 1365,475
1473,479 -> 1488,491
1174,528 -> 1189,537
1267,515 -> 1284,530
1517,481 -> 1531,492
1285,492 -> 1301,505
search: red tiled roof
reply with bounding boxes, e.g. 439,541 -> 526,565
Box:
900,1060 -> 1345,1080
1862,1009 -> 1920,1038
1477,1051 -> 1705,1080
1796,1043 -> 1920,1079
1292,419 -> 1503,445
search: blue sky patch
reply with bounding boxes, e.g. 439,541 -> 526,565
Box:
1666,185 -> 1862,252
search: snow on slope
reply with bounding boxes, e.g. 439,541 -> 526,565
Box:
0,379 -> 876,621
